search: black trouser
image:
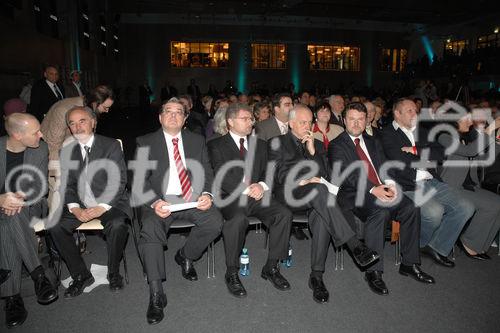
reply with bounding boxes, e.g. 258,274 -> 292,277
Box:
277,184 -> 356,272
138,205 -> 223,282
220,194 -> 292,270
353,195 -> 421,272
50,207 -> 129,278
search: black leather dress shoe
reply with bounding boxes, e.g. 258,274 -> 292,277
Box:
420,246 -> 455,267
365,271 -> 389,295
0,269 -> 11,285
308,276 -> 329,304
352,244 -> 380,267
5,294 -> 27,329
399,264 -> 435,284
477,253 -> 491,260
108,273 -> 124,292
292,227 -> 309,240
64,274 -> 95,299
147,292 -> 167,325
225,272 -> 247,298
174,250 -> 198,281
261,265 -> 291,291
34,273 -> 58,304
457,241 -> 486,261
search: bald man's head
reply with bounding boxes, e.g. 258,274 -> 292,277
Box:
5,113 -> 43,148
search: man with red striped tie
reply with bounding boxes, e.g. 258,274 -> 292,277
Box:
135,97 -> 223,325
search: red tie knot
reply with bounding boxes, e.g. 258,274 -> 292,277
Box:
354,138 -> 360,146
172,138 -> 179,145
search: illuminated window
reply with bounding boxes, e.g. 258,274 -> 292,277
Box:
170,42 -> 229,68
477,34 -> 498,49
307,45 -> 360,71
379,48 -> 407,72
445,40 -> 468,55
251,44 -> 286,69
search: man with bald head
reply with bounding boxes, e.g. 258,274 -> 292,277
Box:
268,104 -> 380,304
0,113 -> 58,328
381,98 -> 474,268
30,65 -> 65,122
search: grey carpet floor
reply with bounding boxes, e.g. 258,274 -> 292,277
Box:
2,229 -> 500,333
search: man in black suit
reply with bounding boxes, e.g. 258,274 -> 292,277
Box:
208,103 -> 293,298
329,102 -> 435,295
380,98 -> 474,268
30,65 -> 65,122
50,106 -> 131,298
328,95 -> 345,127
134,97 -> 222,325
268,104 -> 380,304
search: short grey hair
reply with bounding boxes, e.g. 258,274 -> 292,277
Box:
161,97 -> 186,115
225,103 -> 252,122
65,106 -> 96,127
288,103 -> 311,121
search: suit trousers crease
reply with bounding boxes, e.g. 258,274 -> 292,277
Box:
355,195 -> 420,272
220,194 -> 292,269
49,207 -> 129,279
138,205 -> 222,282
0,209 -> 41,297
278,183 -> 356,272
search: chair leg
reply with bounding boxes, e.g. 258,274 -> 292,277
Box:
340,246 -> 344,270
206,245 -> 210,279
335,246 -> 340,271
211,241 -> 215,278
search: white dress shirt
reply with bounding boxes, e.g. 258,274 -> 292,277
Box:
67,135 -> 112,212
392,121 -> 433,182
275,117 -> 288,135
163,131 -> 187,196
46,80 -> 63,99
228,131 -> 269,192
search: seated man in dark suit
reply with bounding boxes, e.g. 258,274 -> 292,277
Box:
134,98 -> 223,325
268,104 -> 380,304
329,102 -> 434,295
1,113 -> 58,329
50,106 -> 131,298
208,103 -> 293,298
380,98 -> 475,267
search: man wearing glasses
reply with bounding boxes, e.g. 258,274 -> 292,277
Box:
134,97 -> 223,325
208,103 -> 293,298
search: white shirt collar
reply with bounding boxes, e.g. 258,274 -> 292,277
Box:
229,131 -> 247,147
275,117 -> 288,128
163,130 -> 182,143
79,134 -> 94,149
392,120 -> 416,133
348,133 -> 363,144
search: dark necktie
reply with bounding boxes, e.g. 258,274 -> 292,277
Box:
239,138 -> 247,159
354,138 -> 381,186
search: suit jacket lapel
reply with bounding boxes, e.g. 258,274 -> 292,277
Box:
222,133 -> 242,159
154,129 -> 169,175
363,135 -> 381,170
395,128 -> 413,147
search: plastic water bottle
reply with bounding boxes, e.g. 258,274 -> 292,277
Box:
282,245 -> 293,268
239,248 -> 250,276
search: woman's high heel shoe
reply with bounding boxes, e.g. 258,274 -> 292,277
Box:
457,241 -> 486,261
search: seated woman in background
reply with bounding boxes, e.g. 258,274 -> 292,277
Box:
437,112 -> 500,259
312,102 -> 343,150
253,101 -> 271,122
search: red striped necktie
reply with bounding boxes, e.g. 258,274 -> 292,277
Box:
354,138 -> 381,186
172,138 -> 193,202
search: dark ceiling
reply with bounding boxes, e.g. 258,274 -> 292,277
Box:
110,0 -> 500,25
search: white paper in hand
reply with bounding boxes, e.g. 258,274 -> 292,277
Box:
161,202 -> 198,212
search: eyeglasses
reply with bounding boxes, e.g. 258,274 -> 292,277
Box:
163,110 -> 185,118
234,117 -> 255,123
